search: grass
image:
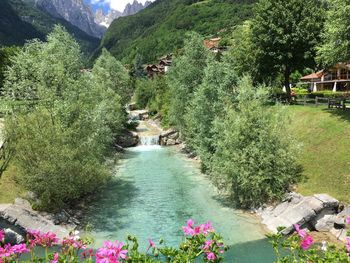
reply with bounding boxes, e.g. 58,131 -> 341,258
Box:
0,164 -> 25,204
288,105 -> 350,203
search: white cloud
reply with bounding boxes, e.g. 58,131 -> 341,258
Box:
91,0 -> 153,12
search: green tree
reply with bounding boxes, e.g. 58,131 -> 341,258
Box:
228,21 -> 257,78
317,0 -> 350,66
211,76 -> 302,208
4,25 -> 82,100
167,32 -> 209,132
3,26 -> 128,210
252,0 -> 325,98
0,46 -> 19,93
184,55 -> 237,171
92,48 -> 131,105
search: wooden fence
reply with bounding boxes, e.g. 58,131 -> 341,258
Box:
277,96 -> 348,109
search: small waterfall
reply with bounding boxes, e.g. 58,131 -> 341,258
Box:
139,135 -> 160,146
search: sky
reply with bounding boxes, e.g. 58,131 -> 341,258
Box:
84,0 -> 153,13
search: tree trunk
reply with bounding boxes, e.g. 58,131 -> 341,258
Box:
284,68 -> 291,102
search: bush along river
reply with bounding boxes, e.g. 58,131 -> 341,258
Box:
81,132 -> 275,262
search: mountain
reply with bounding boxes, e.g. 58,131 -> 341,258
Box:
96,0 -> 255,63
123,0 -> 152,16
0,0 -> 99,54
35,0 -> 106,38
94,0 -> 152,28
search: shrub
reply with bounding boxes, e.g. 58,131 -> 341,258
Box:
211,76 -> 302,208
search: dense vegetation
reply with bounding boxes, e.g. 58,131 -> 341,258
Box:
135,33 -> 302,208
98,0 -> 255,63
0,0 -> 99,54
2,26 -> 131,210
134,0 -> 350,207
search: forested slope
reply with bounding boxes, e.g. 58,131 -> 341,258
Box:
98,0 -> 255,63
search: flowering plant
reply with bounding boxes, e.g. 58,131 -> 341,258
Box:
0,219 -> 227,263
267,215 -> 350,262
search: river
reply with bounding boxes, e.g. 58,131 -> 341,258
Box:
81,142 -> 275,262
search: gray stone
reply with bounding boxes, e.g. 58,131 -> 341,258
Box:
166,139 -> 176,146
314,194 -> 339,208
116,130 -> 139,148
314,215 -> 336,232
4,228 -> 25,244
0,203 -> 70,243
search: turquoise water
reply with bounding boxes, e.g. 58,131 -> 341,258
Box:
82,145 -> 275,262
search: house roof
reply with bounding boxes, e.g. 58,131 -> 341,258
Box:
204,37 -> 221,49
300,70 -> 324,80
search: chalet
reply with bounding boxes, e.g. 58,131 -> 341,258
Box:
203,37 -> 227,53
146,54 -> 173,78
300,63 -> 350,92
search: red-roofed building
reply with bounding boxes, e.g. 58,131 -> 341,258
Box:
300,63 -> 350,92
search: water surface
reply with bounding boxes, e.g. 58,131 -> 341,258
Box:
82,146 -> 275,262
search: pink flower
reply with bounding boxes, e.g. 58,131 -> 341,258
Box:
11,244 -> 30,254
187,219 -> 194,228
0,244 -> 29,259
203,240 -> 214,251
95,240 -> 128,263
0,230 -> 4,242
206,252 -> 216,261
346,238 -> 350,253
301,235 -> 314,250
27,230 -> 59,247
148,239 -> 155,248
201,222 -> 214,234
51,253 -> 59,263
293,224 -> 307,238
346,215 -> 350,225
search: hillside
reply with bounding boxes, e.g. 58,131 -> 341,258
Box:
97,0 -> 255,63
0,0 -> 99,54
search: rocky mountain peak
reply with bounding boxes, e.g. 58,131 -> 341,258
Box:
94,0 -> 152,28
35,0 -> 106,38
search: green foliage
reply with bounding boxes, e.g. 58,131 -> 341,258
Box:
3,26 -> 128,210
167,32 -> 209,132
134,76 -> 171,125
227,20 -> 258,78
317,0 -> 350,66
0,0 -> 99,54
184,55 -> 237,171
97,0 -> 255,63
211,76 -> 302,208
251,0 -> 325,92
0,46 -> 19,93
92,48 -> 132,105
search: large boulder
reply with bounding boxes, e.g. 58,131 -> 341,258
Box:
116,130 -> 139,148
260,193 -> 339,234
0,199 -> 71,244
160,129 -> 181,146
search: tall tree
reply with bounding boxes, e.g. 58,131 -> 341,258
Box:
166,32 -> 209,133
92,48 -> 131,106
252,0 -> 325,98
317,0 -> 350,66
211,76 -> 302,208
184,55 -> 237,172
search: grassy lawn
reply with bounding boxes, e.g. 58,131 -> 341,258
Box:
0,164 -> 25,204
288,105 -> 350,203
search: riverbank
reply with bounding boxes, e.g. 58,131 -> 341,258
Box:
144,111 -> 350,245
